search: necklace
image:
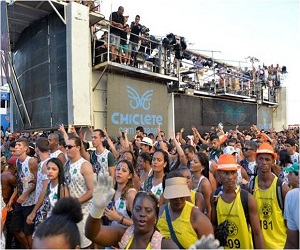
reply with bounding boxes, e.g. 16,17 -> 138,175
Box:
192,174 -> 200,183
141,168 -> 153,179
95,148 -> 105,156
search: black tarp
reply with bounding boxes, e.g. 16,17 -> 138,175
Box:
12,12 -> 67,131
174,94 -> 257,135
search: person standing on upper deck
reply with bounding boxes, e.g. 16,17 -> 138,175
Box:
129,15 -> 142,66
109,6 -> 124,62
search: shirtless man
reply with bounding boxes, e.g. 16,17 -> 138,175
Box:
2,157 -> 17,204
1,157 -> 18,249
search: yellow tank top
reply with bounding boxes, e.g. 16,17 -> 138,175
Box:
190,190 -> 196,205
125,236 -> 150,249
157,201 -> 197,249
217,189 -> 253,249
253,175 -> 286,249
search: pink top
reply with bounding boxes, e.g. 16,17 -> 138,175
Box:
118,225 -> 163,249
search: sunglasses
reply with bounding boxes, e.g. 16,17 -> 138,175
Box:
65,145 -> 76,149
243,147 -> 254,152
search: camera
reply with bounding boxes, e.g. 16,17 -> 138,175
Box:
141,25 -> 150,34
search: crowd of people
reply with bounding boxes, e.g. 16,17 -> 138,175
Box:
94,6 -> 159,71
1,123 -> 299,249
91,5 -> 287,105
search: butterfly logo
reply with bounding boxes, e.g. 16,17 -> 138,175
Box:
222,103 -> 246,125
126,86 -> 154,110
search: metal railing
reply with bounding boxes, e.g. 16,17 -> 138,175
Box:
91,21 -> 281,103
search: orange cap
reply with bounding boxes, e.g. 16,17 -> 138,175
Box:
254,142 -> 277,160
257,132 -> 268,142
217,154 -> 241,171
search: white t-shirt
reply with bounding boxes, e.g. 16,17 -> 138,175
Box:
151,183 -> 163,201
290,152 -> 299,164
284,188 -> 299,230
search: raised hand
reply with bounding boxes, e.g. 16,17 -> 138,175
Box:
90,172 -> 115,219
58,124 -> 66,134
117,129 -> 123,138
103,128 -> 109,138
88,125 -> 94,133
191,126 -> 197,132
169,130 -> 176,141
78,126 -> 83,140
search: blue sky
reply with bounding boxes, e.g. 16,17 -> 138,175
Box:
100,0 -> 300,125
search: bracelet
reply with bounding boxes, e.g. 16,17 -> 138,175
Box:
119,216 -> 124,224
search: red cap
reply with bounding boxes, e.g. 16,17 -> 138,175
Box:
7,156 -> 18,166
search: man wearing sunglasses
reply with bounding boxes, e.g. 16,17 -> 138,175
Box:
64,136 -> 94,249
240,140 -> 258,183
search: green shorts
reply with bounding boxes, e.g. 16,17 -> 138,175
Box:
119,44 -> 129,53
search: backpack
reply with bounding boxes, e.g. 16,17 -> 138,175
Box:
240,159 -> 258,179
214,186 -> 249,225
249,176 -> 284,211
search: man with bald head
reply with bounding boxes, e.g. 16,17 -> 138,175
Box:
109,6 -> 124,61
48,133 -> 66,166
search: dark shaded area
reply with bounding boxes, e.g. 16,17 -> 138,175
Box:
11,12 -> 67,131
174,94 -> 257,134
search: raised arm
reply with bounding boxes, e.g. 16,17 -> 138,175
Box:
157,125 -> 168,151
58,124 -> 69,144
170,130 -> 187,166
103,128 -> 119,159
85,172 -> 125,247
179,127 -> 185,144
192,126 -> 207,145
122,129 -> 130,150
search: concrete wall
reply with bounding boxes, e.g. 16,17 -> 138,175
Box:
273,87 -> 287,131
66,2 -> 92,126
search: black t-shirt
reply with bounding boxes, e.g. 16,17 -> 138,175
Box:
120,30 -> 128,45
110,11 -> 124,36
130,22 -> 141,43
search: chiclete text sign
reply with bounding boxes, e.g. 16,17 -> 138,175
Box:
107,75 -> 168,136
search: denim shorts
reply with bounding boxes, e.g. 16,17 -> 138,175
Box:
129,42 -> 138,54
110,33 -> 120,47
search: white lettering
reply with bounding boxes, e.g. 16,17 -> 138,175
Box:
133,114 -> 140,125
111,112 -> 163,126
112,113 -> 120,124
119,126 -> 158,136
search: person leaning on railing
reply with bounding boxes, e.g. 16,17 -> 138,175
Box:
129,15 -> 142,66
